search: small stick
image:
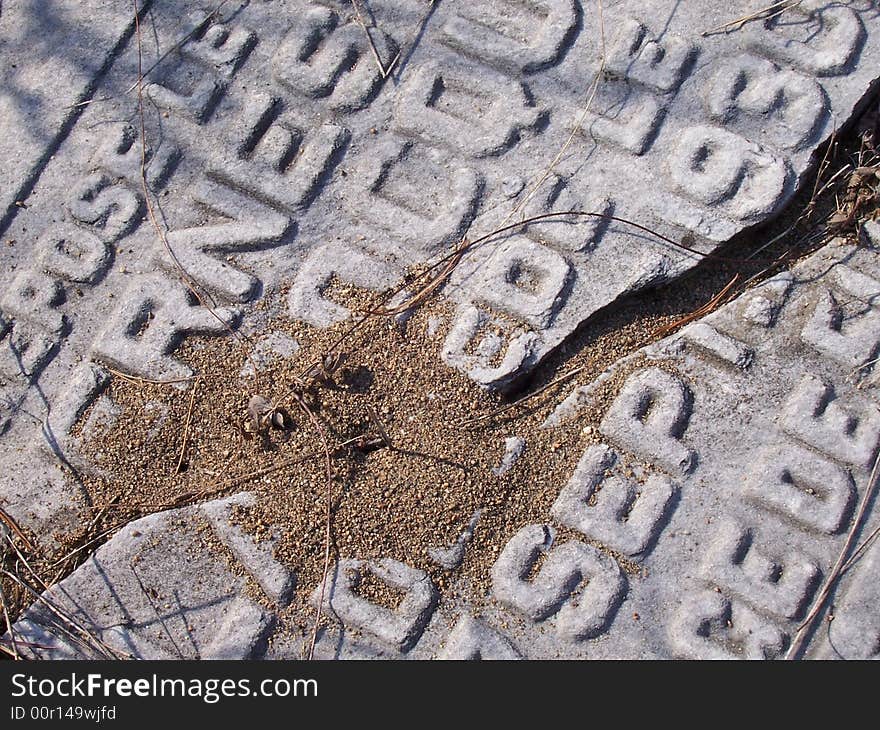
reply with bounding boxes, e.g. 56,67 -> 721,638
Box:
350,0 -> 391,78
702,0 -> 801,37
175,377 -> 200,474
786,450 -> 880,659
0,580 -> 20,660
0,505 -> 36,553
652,274 -> 740,338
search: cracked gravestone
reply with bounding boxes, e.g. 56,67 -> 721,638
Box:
2,0 -> 880,659
10,224 -> 880,660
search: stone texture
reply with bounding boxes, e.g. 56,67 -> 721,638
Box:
2,1 -> 880,659
11,225 -> 880,660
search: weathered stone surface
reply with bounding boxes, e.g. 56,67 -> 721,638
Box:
3,1 -> 880,659
9,495 -> 280,659
11,225 -> 880,660
0,1 -> 144,225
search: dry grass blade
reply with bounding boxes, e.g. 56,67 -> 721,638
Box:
368,238 -> 471,317
786,449 -> 880,659
366,405 -> 392,448
106,367 -> 196,387
459,364 -> 587,428
349,0 -> 396,78
69,0 -> 231,109
0,505 -> 36,553
289,392 -> 335,661
0,575 -> 20,659
2,534 -> 127,659
652,274 -> 740,338
1,568 -> 121,660
175,377 -> 200,474
702,0 -> 802,36
505,0 -> 606,225
840,522 -> 880,574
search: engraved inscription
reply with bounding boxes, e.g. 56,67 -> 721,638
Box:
670,125 -> 788,222
781,374 -> 880,469
309,558 -> 438,653
91,273 -> 240,380
491,524 -> 625,640
707,54 -> 826,150
438,0 -> 580,74
599,367 -> 697,475
700,520 -> 821,619
749,2 -> 865,77
670,589 -> 787,660
394,61 -> 543,158
744,442 -> 856,535
551,444 -> 677,557
437,614 -> 522,660
211,94 -> 349,214
272,6 -> 397,113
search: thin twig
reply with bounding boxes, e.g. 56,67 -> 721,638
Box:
305,207 -> 711,378
702,0 -> 801,36
175,377 -> 200,474
840,521 -> 880,574
0,505 -> 36,553
367,237 -> 471,317
86,434 -> 377,516
786,450 -> 880,659
652,274 -> 741,338
131,0 -> 261,376
288,392 -> 335,662
807,126 -> 839,221
508,0 -> 607,224
1,568 -> 122,660
69,1 -> 232,109
350,0 -> 392,78
3,535 -> 125,659
48,525 -> 120,573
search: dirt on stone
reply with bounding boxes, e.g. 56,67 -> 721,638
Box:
2,105 -> 879,654
67,275 -> 674,627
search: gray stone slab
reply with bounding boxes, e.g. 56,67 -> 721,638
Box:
1,0 -> 877,539
0,1 -> 144,226
10,225 -> 880,659
8,496 -> 277,660
3,0 -> 880,659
